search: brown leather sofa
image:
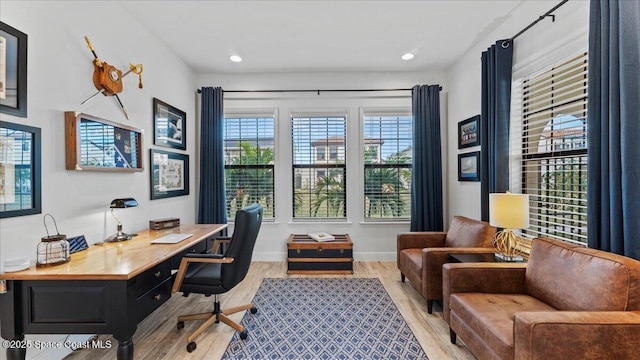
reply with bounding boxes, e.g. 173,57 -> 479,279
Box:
397,216 -> 496,314
443,237 -> 640,360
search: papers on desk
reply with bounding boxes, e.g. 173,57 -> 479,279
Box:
307,232 -> 335,242
150,233 -> 193,244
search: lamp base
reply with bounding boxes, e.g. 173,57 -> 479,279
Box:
494,229 -> 523,261
105,232 -> 133,242
494,253 -> 524,262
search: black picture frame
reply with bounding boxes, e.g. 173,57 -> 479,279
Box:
458,115 -> 480,149
458,151 -> 480,182
0,121 -> 41,218
150,149 -> 189,200
153,98 -> 186,150
0,22 -> 28,117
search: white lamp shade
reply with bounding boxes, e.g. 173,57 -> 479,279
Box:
489,193 -> 530,229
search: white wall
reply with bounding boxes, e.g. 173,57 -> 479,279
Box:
0,1 -> 198,262
198,71 -> 447,261
445,0 -> 589,220
0,1 -> 197,358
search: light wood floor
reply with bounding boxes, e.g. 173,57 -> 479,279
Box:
66,262 -> 474,360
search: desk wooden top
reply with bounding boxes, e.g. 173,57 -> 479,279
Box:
0,224 -> 227,281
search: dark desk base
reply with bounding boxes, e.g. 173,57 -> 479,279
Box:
0,240 -> 209,360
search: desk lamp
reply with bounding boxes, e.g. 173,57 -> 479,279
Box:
489,193 -> 529,261
106,198 -> 138,242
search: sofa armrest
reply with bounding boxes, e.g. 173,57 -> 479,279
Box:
397,232 -> 447,251
421,248 -> 500,302
442,263 -> 527,324
514,311 -> 640,360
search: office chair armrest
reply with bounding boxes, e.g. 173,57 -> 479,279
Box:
211,237 -> 231,254
172,254 -> 235,294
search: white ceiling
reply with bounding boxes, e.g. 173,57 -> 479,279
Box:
118,0 -> 525,74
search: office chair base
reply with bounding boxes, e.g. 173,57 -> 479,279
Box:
176,299 -> 258,352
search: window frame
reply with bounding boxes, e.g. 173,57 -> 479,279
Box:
222,109 -> 277,222
290,110 -> 348,222
361,108 -> 413,222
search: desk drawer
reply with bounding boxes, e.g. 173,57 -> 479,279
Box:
136,279 -> 172,322
130,261 -> 171,298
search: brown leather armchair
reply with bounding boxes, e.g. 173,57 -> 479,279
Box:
443,237 -> 640,360
397,216 -> 496,313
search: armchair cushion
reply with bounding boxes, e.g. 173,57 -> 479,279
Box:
450,293 -> 555,360
445,217 -> 496,248
525,237 -> 640,311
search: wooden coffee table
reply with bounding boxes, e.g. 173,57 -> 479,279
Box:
286,234 -> 353,275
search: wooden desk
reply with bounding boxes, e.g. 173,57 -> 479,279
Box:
0,224 -> 227,360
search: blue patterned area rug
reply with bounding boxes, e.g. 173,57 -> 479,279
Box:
222,278 -> 428,359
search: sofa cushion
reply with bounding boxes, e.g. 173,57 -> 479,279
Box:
445,216 -> 494,248
450,293 -> 556,360
574,247 -> 640,311
526,237 -> 640,311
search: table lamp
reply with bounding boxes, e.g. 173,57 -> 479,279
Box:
489,193 -> 529,261
106,198 -> 138,242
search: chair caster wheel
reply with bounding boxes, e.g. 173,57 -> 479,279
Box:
250,306 -> 258,314
186,342 -> 197,352
240,330 -> 248,340
177,321 -> 184,331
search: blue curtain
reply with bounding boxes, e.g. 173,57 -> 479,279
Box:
587,0 -> 640,259
198,87 -> 228,226
480,40 -> 513,221
410,85 -> 443,231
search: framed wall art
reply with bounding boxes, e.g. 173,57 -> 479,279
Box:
0,22 -> 28,117
153,98 -> 186,150
150,149 -> 189,200
65,112 -> 144,172
458,151 -> 480,182
458,115 -> 480,149
0,121 -> 41,218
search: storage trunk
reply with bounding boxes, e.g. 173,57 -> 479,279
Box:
286,234 -> 354,275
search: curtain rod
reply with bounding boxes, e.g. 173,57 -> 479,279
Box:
509,0 -> 569,42
196,88 -> 421,94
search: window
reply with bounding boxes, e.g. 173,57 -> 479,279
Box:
363,111 -> 412,220
517,52 -> 588,244
329,147 -> 338,160
223,113 -> 275,220
291,115 -> 346,220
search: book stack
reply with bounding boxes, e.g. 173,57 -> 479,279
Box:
307,232 -> 336,242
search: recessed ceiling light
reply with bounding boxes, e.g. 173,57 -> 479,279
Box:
230,55 -> 242,63
401,53 -> 415,61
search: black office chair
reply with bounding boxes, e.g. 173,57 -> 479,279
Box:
172,204 -> 263,353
